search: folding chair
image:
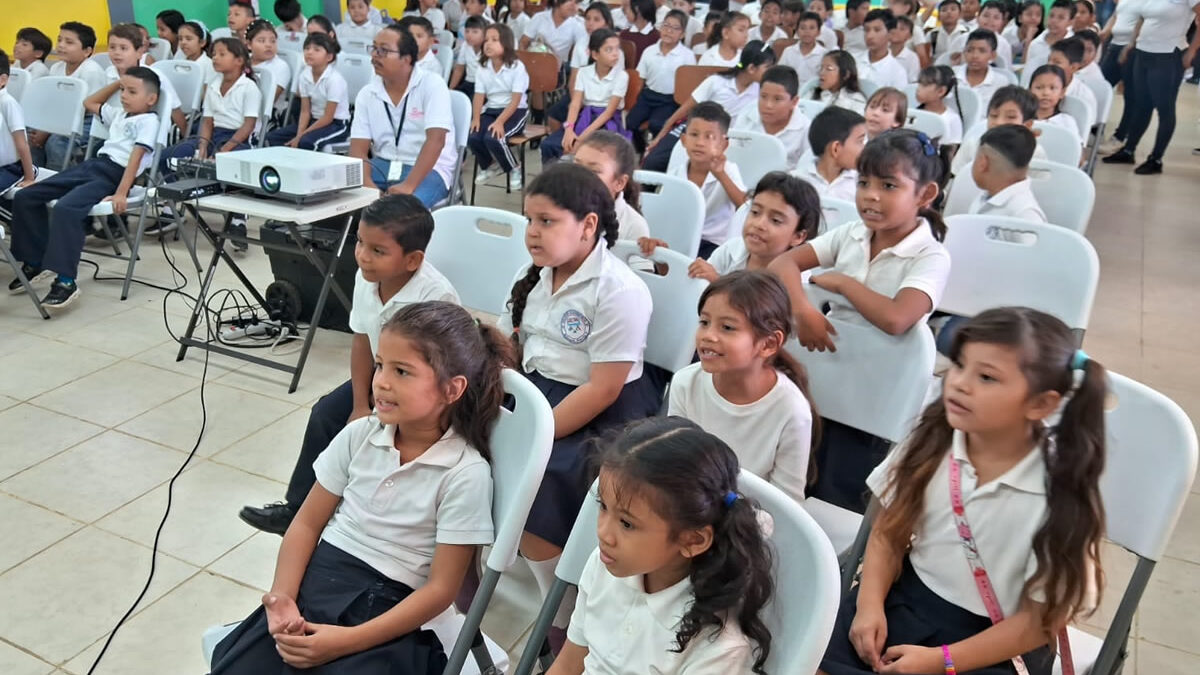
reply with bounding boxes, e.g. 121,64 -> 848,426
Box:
426,205 -> 531,316
250,67 -> 277,144
90,53 -> 112,70
147,38 -> 172,62
672,65 -> 726,105
859,78 -> 880,98
340,38 -> 371,56
905,108 -> 950,140
20,76 -> 88,171
1,224 -> 50,319
798,77 -> 820,100
797,98 -> 828,120
1081,78 -> 1113,175
495,51 -> 561,191
435,90 -> 473,208
1031,120 -> 1083,166
610,241 -> 708,375
994,68 -> 1019,85
6,67 -> 30,102
1027,159 -> 1094,234
632,169 -> 705,258
1061,93 -> 1094,143
152,60 -> 206,139
275,49 -> 304,125
323,54 -> 375,155
820,197 -> 859,233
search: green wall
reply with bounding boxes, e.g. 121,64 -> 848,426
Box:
131,0 -> 327,36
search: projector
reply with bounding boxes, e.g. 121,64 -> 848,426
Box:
215,147 -> 363,204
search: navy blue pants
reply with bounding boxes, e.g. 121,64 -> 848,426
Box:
10,156 -> 125,279
0,161 -> 24,216
285,379 -> 359,509
625,89 -> 678,154
265,119 -> 351,151
160,127 -> 251,179
467,107 -> 529,173
641,124 -> 682,173
1121,49 -> 1185,161
1102,42 -> 1136,140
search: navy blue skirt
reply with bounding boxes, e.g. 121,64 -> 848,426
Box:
822,558 -> 1055,675
209,542 -> 447,675
523,368 -> 664,547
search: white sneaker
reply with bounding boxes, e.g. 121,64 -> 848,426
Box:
475,166 -> 503,184
509,170 -> 523,191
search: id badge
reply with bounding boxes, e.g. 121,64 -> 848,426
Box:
387,160 -> 405,182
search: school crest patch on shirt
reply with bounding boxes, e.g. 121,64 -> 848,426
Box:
560,309 -> 591,344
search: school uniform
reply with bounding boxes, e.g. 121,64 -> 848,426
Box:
842,24 -> 867,55
641,76 -> 760,173
1023,30 -> 1062,70
906,21 -> 929,53
818,23 -> 839,50
753,24 -> 789,46
523,12 -> 587,63
733,105 -> 811,168
791,154 -> 858,202
184,52 -> 218,85
1041,111 -> 1083,144
0,90 -> 30,212
697,44 -> 741,67
626,41 -> 696,151
11,102 -> 158,280
351,68 -> 457,207
255,55 -> 293,113
498,240 -> 660,547
933,107 -> 964,144
567,548 -> 756,673
1065,77 -> 1098,126
336,19 -> 383,43
951,132 -> 1048,177
541,65 -> 630,162
615,194 -> 650,241
468,60 -> 530,174
667,157 -> 745,253
819,88 -> 868,115
504,12 -> 532,43
454,42 -> 481,99
779,42 -> 828,84
18,60 -> 49,80
855,51 -> 909,90
968,177 -> 1047,223
821,432 -> 1063,675
161,74 -> 261,178
705,235 -> 751,275
892,46 -> 921,83
952,65 -> 1005,118
1001,21 -> 1022,55
947,29 -> 1013,68
40,58 -> 108,169
423,6 -> 449,31
266,65 -> 352,150
1076,61 -> 1106,94
569,34 -> 628,70
668,362 -> 813,501
929,23 -> 969,59
282,263 -> 459,510
681,15 -> 705,45
620,24 -> 661,64
212,419 -> 493,675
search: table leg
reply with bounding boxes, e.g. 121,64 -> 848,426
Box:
286,213 -> 355,393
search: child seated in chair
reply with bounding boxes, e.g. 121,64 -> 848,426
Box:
27,22 -> 108,170
8,67 -> 161,310
0,50 -> 37,213
968,124 -> 1046,222
950,84 -> 1047,177
732,65 -> 811,168
398,16 -> 443,77
790,106 -> 867,203
667,102 -> 746,259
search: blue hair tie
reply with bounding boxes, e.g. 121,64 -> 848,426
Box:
916,131 -> 937,157
723,491 -> 739,507
1071,349 -> 1089,371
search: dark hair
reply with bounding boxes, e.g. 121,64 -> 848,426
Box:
708,11 -> 751,48
1019,0 -> 1045,34
380,23 -> 421,63
798,11 -> 823,28
16,28 -> 52,62
584,0 -> 616,30
783,0 -> 806,14
465,0 -> 489,8
662,9 -> 690,33
578,130 -> 641,211
896,15 -> 915,31
465,15 -> 489,31
719,39 -> 775,77
212,37 -> 258,81
1051,35 -> 1086,65
229,0 -> 257,17
481,24 -> 518,66
630,0 -> 657,24
246,18 -> 278,44
846,0 -> 870,14
813,49 -> 860,98
864,8 -> 897,30
1076,28 -> 1100,48
1073,0 -> 1094,18
966,27 -> 998,51
275,0 -> 303,22
109,23 -> 145,50
981,0 -> 1009,20
398,15 -> 436,38
308,15 -> 337,36
304,32 -> 341,58
939,0 -> 961,9
989,84 -> 1038,120
506,163 -> 620,332
361,194 -> 435,251
0,50 -> 9,78
1031,63 -> 1068,115
179,21 -> 212,54
808,105 -> 866,155
876,307 -> 1106,635
760,0 -> 782,10
586,27 -> 619,65
980,123 -> 1037,169
597,417 -> 774,674
1050,0 -> 1077,18
750,171 -> 821,242
156,10 -> 186,34
124,65 -> 162,97
382,302 -> 516,461
857,129 -> 946,240
868,86 -> 908,127
917,65 -> 963,128
762,64 -> 799,97
59,21 -> 98,52
688,100 -> 732,134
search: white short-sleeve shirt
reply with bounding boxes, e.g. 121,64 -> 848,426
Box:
455,43 -> 482,84
19,60 -> 50,80
808,219 -> 951,324
855,51 -> 909,90
256,55 -> 293,106
842,24 -> 867,55
935,107 -> 964,144
313,419 -> 494,590
754,24 -> 789,46
1041,112 -> 1082,144
573,64 -> 629,108
690,75 -> 760,119
947,29 -> 1013,68
505,13 -> 532,43
1022,31 -> 1063,71
637,41 -> 697,94
929,23 -> 969,59
697,44 -> 741,67
0,90 -> 27,166
475,59 -> 530,109
668,362 -> 813,501
820,88 -> 868,115
498,240 -> 652,386
1131,0 -> 1198,53
968,177 -> 1047,223
347,262 -> 460,355
298,65 -> 351,121
1110,0 -> 1145,45
951,65 -> 1005,118
350,70 -> 458,188
706,236 -> 750,275
97,104 -> 159,175
567,548 -> 755,673
49,57 -> 109,95
819,24 -> 839,50
416,50 -> 443,76
779,43 -> 829,85
203,74 -> 262,131
614,195 -> 650,241
523,12 -> 586,62
336,20 -> 383,43
791,154 -> 858,203
892,47 -> 921,83
110,65 -> 182,144
423,7 -> 449,31
667,158 -> 746,244
1065,78 -> 1097,125
733,105 -> 811,168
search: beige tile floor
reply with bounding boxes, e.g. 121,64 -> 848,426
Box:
1,86 -> 1199,675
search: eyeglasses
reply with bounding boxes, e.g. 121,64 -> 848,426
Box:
660,23 -> 684,32
369,44 -> 402,57
820,64 -> 839,72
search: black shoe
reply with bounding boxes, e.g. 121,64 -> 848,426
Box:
8,264 -> 52,294
1134,158 -> 1163,175
228,217 -> 249,252
238,502 -> 296,535
1102,149 -> 1136,164
42,279 -> 80,311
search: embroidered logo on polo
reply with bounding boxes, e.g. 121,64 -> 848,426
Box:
560,309 -> 592,344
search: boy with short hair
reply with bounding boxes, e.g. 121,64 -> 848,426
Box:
1073,29 -> 1105,92
781,0 -> 806,39
790,105 -> 866,202
1024,0 -> 1074,71
889,16 -> 921,83
842,0 -> 872,56
1047,35 -> 1097,123
855,8 -> 908,89
733,65 -> 810,166
337,0 -> 384,42
753,0 -> 790,46
948,0 -> 1012,66
968,123 -> 1046,222
960,0 -> 981,31
106,24 -> 187,139
227,0 -> 257,40
669,102 -> 747,259
10,67 -> 162,309
0,49 -> 37,210
950,84 -> 1048,176
780,11 -> 830,83
450,15 -> 487,99
275,0 -> 308,49
398,16 -> 442,76
13,28 -> 52,80
29,22 -> 108,170
952,29 -> 1005,114
929,0 -> 968,60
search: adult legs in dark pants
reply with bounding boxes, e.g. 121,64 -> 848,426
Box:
625,89 -> 678,154
1105,49 -> 1185,174
1100,42 -> 1135,144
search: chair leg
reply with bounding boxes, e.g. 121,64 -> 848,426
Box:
513,579 -> 569,675
470,160 -> 478,205
120,199 -> 153,300
2,240 -> 49,319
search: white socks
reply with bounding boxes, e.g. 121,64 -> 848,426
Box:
525,555 -> 576,628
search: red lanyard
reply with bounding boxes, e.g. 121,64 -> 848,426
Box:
947,455 -> 1074,675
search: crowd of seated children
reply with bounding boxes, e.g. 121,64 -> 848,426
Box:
916,65 -> 964,146
792,105 -> 866,204
625,9 -> 692,154
671,0 -> 705,47
864,86 -> 907,140
497,0 -> 532,45
104,24 -> 187,143
886,0 -> 929,66
947,0 -> 1013,67
929,0 -> 969,61
951,84 -> 1048,177
733,65 -> 810,167
814,50 -> 867,115
855,9 -> 908,90
545,1 -> 620,131
780,10 -> 830,84
28,22 -> 107,170
468,23 -> 530,191
458,0 -> 495,43
808,0 -> 840,51
266,33 -> 351,151
952,29 -> 1005,116
1024,0 -> 1074,70
698,12 -> 750,67
668,102 -> 747,259
841,0 -> 870,56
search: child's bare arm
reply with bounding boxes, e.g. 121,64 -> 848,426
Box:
12,131 -> 36,184
102,146 -> 147,215
84,82 -> 122,115
222,115 -> 258,151
547,641 -> 588,675
811,275 -> 933,336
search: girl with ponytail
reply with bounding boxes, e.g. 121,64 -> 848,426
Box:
821,306 -> 1106,675
549,417 -> 774,674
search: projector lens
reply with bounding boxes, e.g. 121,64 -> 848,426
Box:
259,167 -> 281,194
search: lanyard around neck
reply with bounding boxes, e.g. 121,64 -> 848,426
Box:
382,93 -> 410,148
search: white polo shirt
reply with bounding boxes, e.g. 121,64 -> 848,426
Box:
574,64 -> 629,108
351,70 -> 458,188
523,12 -> 586,62
97,102 -> 158,175
754,24 -> 789,45
1023,30 -> 1069,71
505,13 -> 532,43
203,74 -> 262,130
733,105 -> 811,168
668,362 -> 813,501
498,240 -> 652,386
697,44 -> 741,67
791,154 -> 858,202
256,55 -> 293,106
936,107 -> 964,144
297,65 -> 351,121
1131,0 -> 1199,53
336,19 -> 383,43
855,51 -> 909,90
907,21 -> 929,50
691,75 -> 760,119
929,23 -> 969,59
779,43 -> 828,84
1110,0 -> 1145,45
968,178 -> 1047,223
706,235 -> 750,275
819,24 -> 839,50
0,90 -> 26,166
416,50 -> 442,77
819,88 -> 867,115
892,47 -> 921,83
314,419 -> 494,590
637,41 -> 696,94
348,262 -> 459,355
952,65 -> 1005,117
668,158 -> 746,244
423,7 -> 448,31
49,57 -> 108,95
842,24 -> 867,55
615,195 -> 650,241
808,219 -> 951,324
455,43 -> 482,84
682,15 -> 705,45
475,59 -> 530,110
567,548 -> 755,673
19,60 -> 50,80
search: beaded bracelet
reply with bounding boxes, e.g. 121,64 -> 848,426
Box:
941,644 -> 957,675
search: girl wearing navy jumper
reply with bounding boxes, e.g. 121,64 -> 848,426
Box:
468,24 -> 530,190
211,302 -> 514,674
267,33 -> 351,151
540,28 -> 630,162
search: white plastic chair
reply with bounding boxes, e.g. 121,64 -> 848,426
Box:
6,67 -> 30,102
1,224 -> 50,319
147,38 -> 172,62
90,52 -> 112,70
798,77 -> 820,100
1030,121 -> 1083,167
819,197 -> 859,234
994,68 -> 1019,85
277,35 -> 305,53
1081,78 -> 1113,175
435,29 -> 457,51
434,90 -> 472,208
336,53 -> 376,104
1061,94 -> 1094,142
341,38 -> 372,56
797,98 -> 828,120
275,49 -> 304,123
905,108 -> 949,140
152,60 -> 206,135
859,78 -> 879,99
426,205 -> 531,316
210,27 -> 233,40
610,241 -> 709,374
20,76 -> 88,171
250,67 -> 277,143
433,44 -> 455,83
665,128 -> 787,191
1027,159 -> 1094,234
941,215 -> 1099,333
633,169 -> 705,259
951,86 -> 980,131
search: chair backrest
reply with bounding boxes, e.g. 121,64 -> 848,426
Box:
994,68 -> 1019,85
1082,77 -> 1113,126
147,38 -> 172,62
798,77 -> 819,100
341,38 -> 372,56
251,67 -> 277,141
624,69 -> 643,111
20,76 -> 88,137
517,50 -> 561,94
91,52 -> 113,70
940,215 -> 1099,331
665,128 -> 787,189
819,197 -> 859,234
7,67 -> 30,102
859,78 -> 879,98
905,108 -> 949,140
633,169 -> 705,258
773,38 -> 797,60
210,27 -> 233,40
435,28 -> 456,49
152,60 -> 206,115
1030,121 -> 1083,167
739,471 -> 842,675
951,86 -> 980,131
619,39 -> 638,69
1027,158 -> 1094,234
784,285 -> 936,442
426,205 -> 532,315
432,44 -> 454,82
336,53 -> 375,103
1061,93 -> 1093,140
277,35 -> 305,53
797,98 -> 827,120
276,49 -> 303,90
673,65 -> 726,105
610,241 -> 708,374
